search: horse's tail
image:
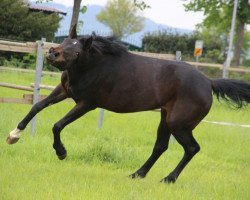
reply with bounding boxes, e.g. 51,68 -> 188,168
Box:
211,79 -> 250,108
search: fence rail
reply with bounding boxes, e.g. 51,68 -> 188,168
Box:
0,66 -> 60,76
0,82 -> 34,92
187,61 -> 250,73
0,40 -> 36,53
0,40 -> 57,54
0,81 -> 55,104
132,51 -> 175,60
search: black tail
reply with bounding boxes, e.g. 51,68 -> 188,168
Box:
211,79 -> 250,108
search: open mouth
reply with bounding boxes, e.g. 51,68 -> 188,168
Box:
46,56 -> 55,64
46,58 -> 65,71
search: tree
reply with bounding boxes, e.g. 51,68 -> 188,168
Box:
70,0 -> 82,31
97,0 -> 144,39
36,0 -> 84,32
133,0 -> 150,10
0,0 -> 61,41
185,0 -> 250,66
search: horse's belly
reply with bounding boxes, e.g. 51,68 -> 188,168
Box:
98,93 -> 162,113
103,103 -> 160,113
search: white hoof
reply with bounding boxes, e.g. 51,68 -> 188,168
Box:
6,128 -> 22,144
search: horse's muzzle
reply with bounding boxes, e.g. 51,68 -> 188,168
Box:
46,47 -> 61,61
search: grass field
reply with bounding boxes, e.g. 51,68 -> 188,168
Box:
0,70 -> 250,200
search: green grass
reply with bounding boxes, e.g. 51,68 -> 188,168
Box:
0,71 -> 250,200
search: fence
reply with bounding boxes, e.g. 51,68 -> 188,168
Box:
0,82 -> 54,104
0,39 -> 54,54
0,39 -> 57,135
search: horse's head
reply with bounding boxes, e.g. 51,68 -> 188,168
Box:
46,24 -> 93,71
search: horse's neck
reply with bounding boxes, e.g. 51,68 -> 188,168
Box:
66,67 -> 81,85
66,54 -> 121,87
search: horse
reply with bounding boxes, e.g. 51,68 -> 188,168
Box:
7,25 -> 250,183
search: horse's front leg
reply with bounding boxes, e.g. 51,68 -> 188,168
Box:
52,101 -> 95,160
7,84 -> 68,144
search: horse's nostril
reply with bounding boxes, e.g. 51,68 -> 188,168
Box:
49,47 -> 54,54
54,52 -> 60,57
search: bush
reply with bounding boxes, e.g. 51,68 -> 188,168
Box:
2,53 -> 59,71
198,66 -> 222,78
242,59 -> 250,67
142,30 -> 227,63
0,56 -> 5,66
3,56 -> 29,68
199,49 -> 225,64
142,30 -> 199,60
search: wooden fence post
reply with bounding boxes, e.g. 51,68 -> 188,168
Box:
98,108 -> 105,129
176,51 -> 182,61
170,51 -> 182,142
30,38 -> 46,135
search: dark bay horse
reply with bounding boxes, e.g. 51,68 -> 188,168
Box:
7,25 -> 250,183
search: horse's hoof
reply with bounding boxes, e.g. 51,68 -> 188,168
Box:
128,172 -> 145,179
6,136 -> 19,144
160,176 -> 176,184
54,144 -> 67,160
58,153 -> 67,160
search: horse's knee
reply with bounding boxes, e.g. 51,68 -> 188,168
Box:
52,123 -> 62,135
194,144 -> 200,154
154,143 -> 168,154
31,102 -> 43,114
186,144 -> 200,156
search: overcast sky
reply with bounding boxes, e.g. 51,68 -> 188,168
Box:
38,0 -> 205,30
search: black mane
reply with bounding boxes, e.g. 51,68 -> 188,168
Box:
80,35 -> 128,56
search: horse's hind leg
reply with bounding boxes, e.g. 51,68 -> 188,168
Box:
6,84 -> 68,144
161,129 -> 200,183
130,109 -> 171,178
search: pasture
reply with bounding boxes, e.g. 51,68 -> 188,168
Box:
0,70 -> 250,200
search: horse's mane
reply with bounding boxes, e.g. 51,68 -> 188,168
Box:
80,35 -> 128,56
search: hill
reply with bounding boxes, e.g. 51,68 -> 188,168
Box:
32,2 -> 193,47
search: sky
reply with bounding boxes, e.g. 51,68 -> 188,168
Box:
41,0 -> 205,30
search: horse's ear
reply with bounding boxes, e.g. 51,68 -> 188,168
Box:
84,35 -> 93,49
91,31 -> 97,39
79,35 -> 93,50
69,24 -> 77,39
